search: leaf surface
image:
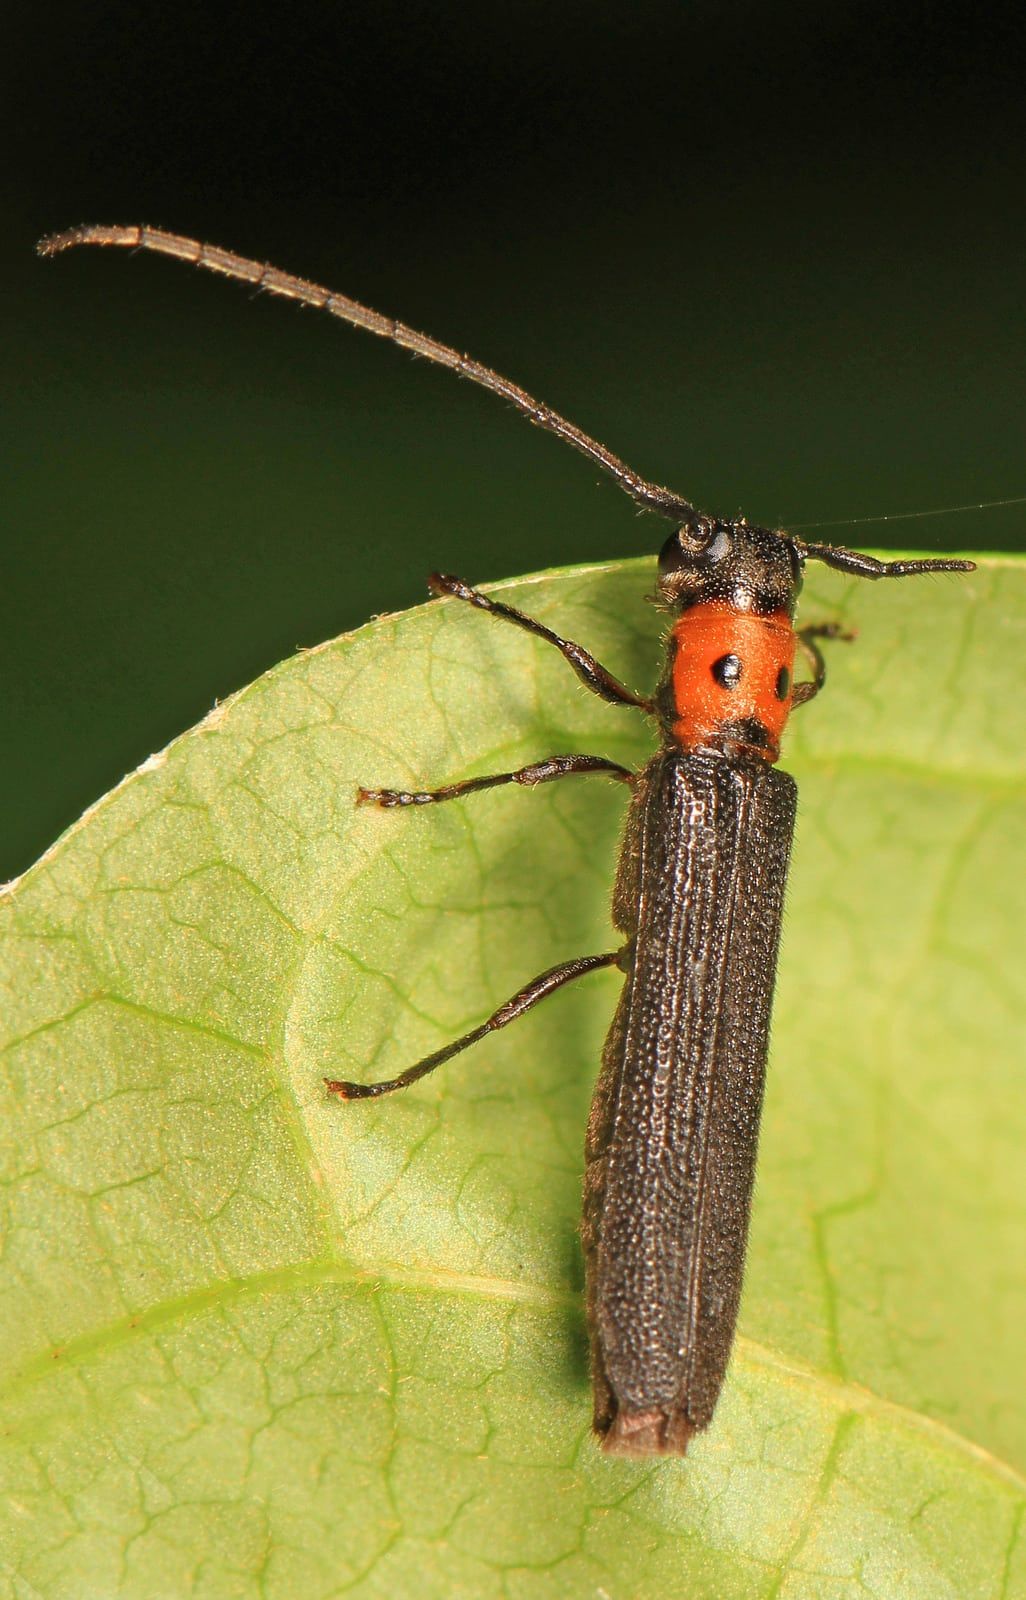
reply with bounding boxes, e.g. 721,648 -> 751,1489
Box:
1,556 -> 1024,1600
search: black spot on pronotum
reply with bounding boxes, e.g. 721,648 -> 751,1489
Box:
712,653 -> 743,689
775,665 -> 791,700
719,716 -> 771,749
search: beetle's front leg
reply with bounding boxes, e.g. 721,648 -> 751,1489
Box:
791,621 -> 856,707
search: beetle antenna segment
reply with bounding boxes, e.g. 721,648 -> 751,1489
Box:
38,223 -> 695,524
795,539 -> 976,579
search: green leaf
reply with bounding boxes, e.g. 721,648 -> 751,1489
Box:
1,555 -> 1023,1600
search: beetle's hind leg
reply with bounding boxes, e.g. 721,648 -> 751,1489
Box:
326,951 -> 623,1099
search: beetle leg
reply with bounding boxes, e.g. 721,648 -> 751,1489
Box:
357,753 -> 634,808
429,572 -> 653,712
326,951 -> 623,1099
791,621 -> 855,707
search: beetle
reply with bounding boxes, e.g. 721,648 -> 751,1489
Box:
40,224 -> 974,1452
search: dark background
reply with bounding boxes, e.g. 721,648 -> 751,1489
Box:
7,0 -> 1026,878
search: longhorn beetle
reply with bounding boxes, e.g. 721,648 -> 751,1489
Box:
40,224 -> 975,1454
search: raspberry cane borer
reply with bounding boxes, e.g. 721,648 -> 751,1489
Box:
40,223 -> 975,1455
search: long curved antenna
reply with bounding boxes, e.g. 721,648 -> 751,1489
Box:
795,538 -> 975,579
38,223 -> 695,524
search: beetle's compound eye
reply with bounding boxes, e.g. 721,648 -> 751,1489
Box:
658,521 -> 731,575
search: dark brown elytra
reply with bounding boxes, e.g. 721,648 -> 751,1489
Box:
40,224 -> 975,1454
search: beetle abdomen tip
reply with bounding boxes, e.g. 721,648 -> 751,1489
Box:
598,1407 -> 696,1458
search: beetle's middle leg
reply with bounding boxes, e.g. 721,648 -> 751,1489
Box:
357,753 -> 633,809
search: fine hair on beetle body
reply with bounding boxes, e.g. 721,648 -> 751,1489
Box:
39,222 -> 975,1455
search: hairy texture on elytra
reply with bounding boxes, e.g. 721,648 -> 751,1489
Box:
584,750 -> 796,1454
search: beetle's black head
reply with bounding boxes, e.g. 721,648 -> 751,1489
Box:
656,514 -> 802,617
